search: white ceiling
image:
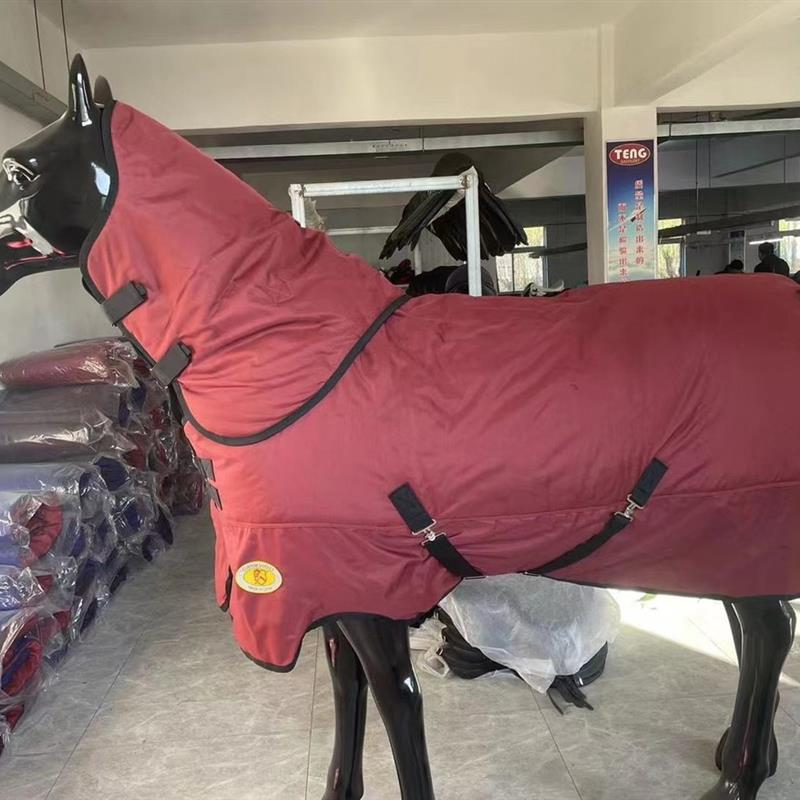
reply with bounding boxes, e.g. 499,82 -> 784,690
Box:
54,0 -> 638,49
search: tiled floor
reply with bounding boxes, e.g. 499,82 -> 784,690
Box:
2,511 -> 799,800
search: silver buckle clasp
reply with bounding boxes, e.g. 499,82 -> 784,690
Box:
616,495 -> 643,522
412,521 -> 442,543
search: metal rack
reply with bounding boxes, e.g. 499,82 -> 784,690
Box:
289,168 -> 483,296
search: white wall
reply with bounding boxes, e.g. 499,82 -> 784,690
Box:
0,3 -> 114,362
84,30 -> 598,132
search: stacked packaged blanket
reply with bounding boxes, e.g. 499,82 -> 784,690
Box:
0,338 -> 204,753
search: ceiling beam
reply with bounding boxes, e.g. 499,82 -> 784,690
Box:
658,119 -> 800,138
0,60 -> 65,125
203,129 -> 582,161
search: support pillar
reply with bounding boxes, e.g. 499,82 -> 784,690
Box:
584,106 -> 659,284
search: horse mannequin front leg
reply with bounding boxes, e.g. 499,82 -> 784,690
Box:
322,622 -> 369,800
337,616 -> 436,800
701,598 -> 796,800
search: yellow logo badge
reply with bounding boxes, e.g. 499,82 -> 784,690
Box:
235,561 -> 283,594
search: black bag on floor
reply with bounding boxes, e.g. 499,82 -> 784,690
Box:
437,612 -> 609,713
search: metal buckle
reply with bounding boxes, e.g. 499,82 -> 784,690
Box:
616,494 -> 643,521
412,521 -> 442,543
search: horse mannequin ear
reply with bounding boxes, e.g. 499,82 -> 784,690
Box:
93,75 -> 114,107
67,54 -> 99,126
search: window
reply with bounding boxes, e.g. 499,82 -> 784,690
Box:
657,218 -> 683,279
495,226 -> 546,293
778,219 -> 800,271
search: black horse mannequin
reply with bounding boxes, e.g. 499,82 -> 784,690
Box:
0,57 -> 796,800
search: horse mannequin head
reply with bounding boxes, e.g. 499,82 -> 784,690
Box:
0,55 -> 109,296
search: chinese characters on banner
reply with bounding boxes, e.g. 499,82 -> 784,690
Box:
606,140 -> 657,282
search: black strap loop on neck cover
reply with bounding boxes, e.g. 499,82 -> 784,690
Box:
528,458 -> 668,575
151,341 -> 192,387
102,281 -> 147,324
389,483 -> 482,579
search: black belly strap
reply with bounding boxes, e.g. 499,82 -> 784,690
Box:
389,458 -> 667,581
389,483 -> 482,578
528,458 -> 668,575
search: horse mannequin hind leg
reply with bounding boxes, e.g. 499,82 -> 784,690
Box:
702,598 -> 796,800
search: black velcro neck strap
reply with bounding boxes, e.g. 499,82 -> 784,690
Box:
102,282 -> 147,324
151,342 -> 192,387
199,458 -> 215,481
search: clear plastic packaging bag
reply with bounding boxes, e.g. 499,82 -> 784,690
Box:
0,608 -> 64,706
0,462 -> 110,523
0,567 -> 46,611
67,560 -> 103,641
0,339 -> 139,389
0,384 -> 141,428
100,546 -> 130,596
0,407 -> 134,463
29,557 -> 78,612
84,513 -> 118,564
112,490 -> 156,553
0,490 -> 83,566
438,574 -> 620,693
92,455 -> 132,492
0,652 -> 60,756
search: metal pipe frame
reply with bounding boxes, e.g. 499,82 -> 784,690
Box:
293,174 -> 469,198
327,226 -> 396,237
289,168 -> 483,296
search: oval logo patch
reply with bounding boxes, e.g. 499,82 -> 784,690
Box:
608,143 -> 652,166
235,561 -> 283,594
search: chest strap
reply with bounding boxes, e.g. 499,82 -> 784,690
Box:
151,341 -> 192,387
389,484 -> 482,578
528,458 -> 668,575
102,281 -> 147,324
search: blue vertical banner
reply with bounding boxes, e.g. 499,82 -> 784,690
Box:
606,140 -> 657,282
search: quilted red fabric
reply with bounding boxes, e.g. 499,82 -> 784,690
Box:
82,102 -> 800,670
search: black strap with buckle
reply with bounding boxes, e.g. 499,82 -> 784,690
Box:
102,281 -> 147,324
528,458 -> 668,575
389,483 -> 482,579
151,341 -> 192,387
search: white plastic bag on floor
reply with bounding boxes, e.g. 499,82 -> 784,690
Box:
438,574 -> 620,693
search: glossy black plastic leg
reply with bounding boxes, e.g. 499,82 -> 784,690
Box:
338,617 -> 435,800
714,602 -> 777,777
322,623 -> 369,800
701,599 -> 796,800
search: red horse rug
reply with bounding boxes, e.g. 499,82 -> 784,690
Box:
78,101 -> 800,670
